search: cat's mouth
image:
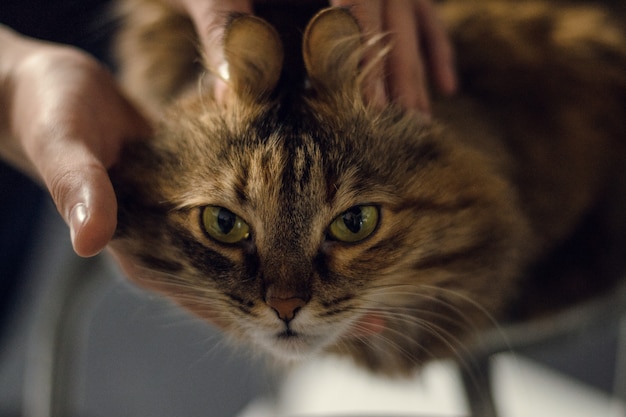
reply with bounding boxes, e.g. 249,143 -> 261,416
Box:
264,329 -> 325,360
276,328 -> 300,339
249,315 -> 341,360
260,312 -> 386,360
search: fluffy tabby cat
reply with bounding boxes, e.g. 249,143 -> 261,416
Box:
110,0 -> 626,374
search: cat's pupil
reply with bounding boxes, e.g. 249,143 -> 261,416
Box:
343,207 -> 363,233
217,209 -> 236,234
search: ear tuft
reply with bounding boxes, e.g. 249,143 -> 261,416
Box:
223,15 -> 284,101
303,8 -> 363,97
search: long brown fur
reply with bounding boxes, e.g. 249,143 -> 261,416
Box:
110,0 -> 626,375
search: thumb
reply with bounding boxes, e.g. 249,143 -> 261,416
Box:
47,154 -> 118,257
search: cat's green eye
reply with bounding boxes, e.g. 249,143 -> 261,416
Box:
328,205 -> 379,243
202,206 -> 250,244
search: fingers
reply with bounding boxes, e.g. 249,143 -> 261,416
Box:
332,0 -> 387,107
17,109 -> 119,257
171,0 -> 253,101
31,109 -> 148,257
385,0 -> 429,112
332,0 -> 457,114
174,0 -> 455,112
183,0 -> 253,64
415,0 -> 457,95
56,112 -> 148,258
47,152 -> 118,257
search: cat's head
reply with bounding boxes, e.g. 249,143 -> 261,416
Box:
110,8 -> 529,374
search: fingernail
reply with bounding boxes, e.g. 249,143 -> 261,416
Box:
69,203 -> 88,248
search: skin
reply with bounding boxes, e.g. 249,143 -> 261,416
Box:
0,0 -> 455,259
0,26 -> 151,256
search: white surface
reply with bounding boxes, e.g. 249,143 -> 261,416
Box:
239,353 -> 625,417
492,355 -> 625,417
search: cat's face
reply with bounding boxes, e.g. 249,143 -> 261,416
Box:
110,9 -> 529,374
111,97 -> 527,373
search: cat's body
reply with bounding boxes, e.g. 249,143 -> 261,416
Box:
111,0 -> 626,374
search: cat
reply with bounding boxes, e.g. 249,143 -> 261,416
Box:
109,0 -> 626,375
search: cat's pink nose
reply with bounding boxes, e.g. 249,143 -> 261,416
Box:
266,297 -> 307,322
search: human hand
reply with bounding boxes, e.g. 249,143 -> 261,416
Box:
165,0 -> 455,114
332,0 -> 457,114
0,27 -> 151,257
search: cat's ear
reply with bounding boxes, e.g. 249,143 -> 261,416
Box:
303,8 -> 362,98
222,15 -> 284,102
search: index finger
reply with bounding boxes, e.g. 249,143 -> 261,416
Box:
184,0 -> 253,70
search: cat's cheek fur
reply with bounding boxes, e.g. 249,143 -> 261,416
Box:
347,312 -> 386,337
107,248 -> 164,293
107,246 -> 232,328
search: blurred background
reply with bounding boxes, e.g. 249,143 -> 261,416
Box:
0,200 -> 276,417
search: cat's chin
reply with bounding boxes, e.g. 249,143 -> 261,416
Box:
251,312 -> 387,362
253,330 -> 331,362
250,320 -> 347,361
